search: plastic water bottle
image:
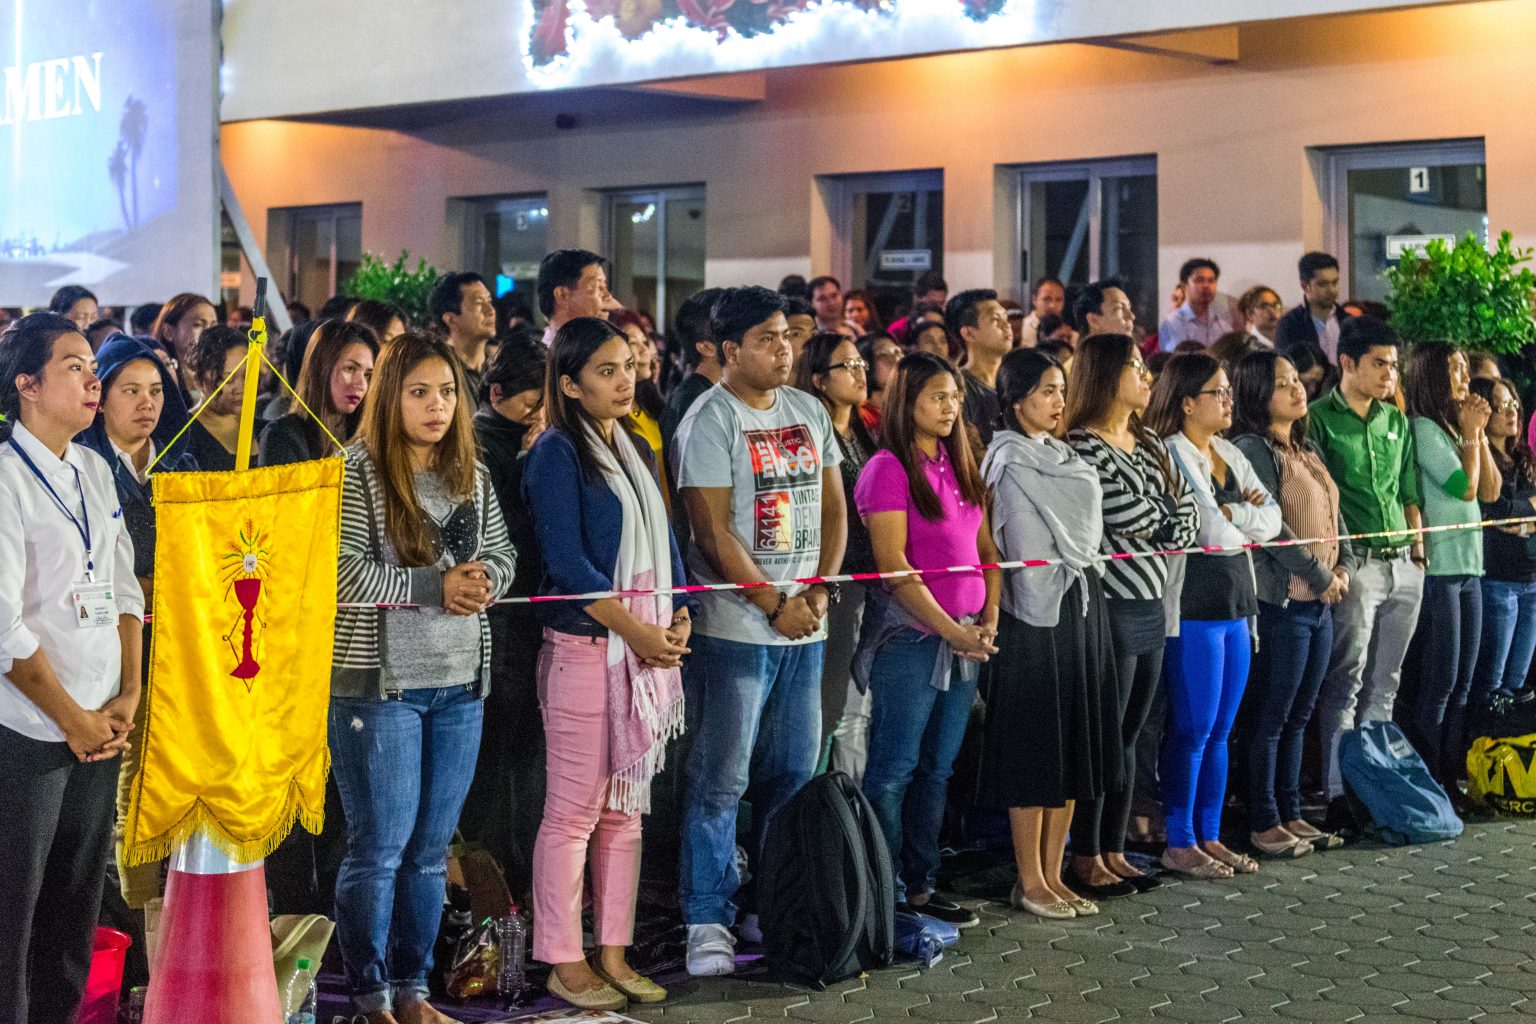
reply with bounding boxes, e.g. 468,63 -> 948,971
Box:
495,903 -> 528,1000
285,957 -> 318,1024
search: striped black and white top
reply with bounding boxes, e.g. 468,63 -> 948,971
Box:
332,442 -> 517,699
1067,427 -> 1200,602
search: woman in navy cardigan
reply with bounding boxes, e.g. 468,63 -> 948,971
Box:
522,317 -> 690,1011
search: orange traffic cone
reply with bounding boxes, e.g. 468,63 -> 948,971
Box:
143,834 -> 282,1023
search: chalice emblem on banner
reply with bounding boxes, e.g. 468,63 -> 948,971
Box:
221,520 -> 272,689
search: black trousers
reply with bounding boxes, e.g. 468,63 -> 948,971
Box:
1071,599 -> 1167,858
0,724 -> 119,1024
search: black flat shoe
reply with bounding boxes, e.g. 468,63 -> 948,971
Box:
1067,874 -> 1138,900
1117,872 -> 1163,892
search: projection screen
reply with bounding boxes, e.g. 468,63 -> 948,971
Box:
0,0 -> 219,307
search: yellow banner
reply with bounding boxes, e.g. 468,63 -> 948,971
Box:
122,458 -> 343,866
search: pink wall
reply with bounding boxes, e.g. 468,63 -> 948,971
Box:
223,1 -> 1536,308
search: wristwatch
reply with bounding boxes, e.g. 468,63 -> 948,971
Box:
807,582 -> 842,605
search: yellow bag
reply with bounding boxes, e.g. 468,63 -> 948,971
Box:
1466,732 -> 1536,816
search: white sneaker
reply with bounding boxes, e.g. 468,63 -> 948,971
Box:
686,923 -> 737,977
738,912 -> 763,945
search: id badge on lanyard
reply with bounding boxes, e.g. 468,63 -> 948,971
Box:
71,577 -> 117,628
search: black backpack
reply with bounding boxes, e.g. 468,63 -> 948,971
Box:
757,772 -> 895,988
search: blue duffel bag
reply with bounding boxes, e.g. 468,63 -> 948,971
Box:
1339,721 -> 1463,845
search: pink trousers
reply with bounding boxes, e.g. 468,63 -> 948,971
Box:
531,630 -> 644,964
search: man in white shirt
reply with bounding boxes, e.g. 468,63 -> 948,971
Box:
1019,276 -> 1068,347
808,275 -> 845,333
1159,258 -> 1237,351
537,249 -> 621,349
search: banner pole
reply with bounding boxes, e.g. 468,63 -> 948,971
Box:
144,275 -> 284,1024
234,277 -> 269,472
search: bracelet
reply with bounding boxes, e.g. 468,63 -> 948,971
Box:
765,591 -> 788,624
670,612 -> 690,626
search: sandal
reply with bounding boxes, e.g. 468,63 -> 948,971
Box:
1250,831 -> 1314,859
1202,845 -> 1259,874
1160,850 -> 1233,879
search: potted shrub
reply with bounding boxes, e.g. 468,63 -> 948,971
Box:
1384,230 -> 1535,356
341,250 -> 441,327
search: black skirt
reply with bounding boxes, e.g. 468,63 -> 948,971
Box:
978,573 -> 1125,809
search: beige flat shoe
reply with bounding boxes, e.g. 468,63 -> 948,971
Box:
547,970 -> 628,1011
592,962 -> 669,1004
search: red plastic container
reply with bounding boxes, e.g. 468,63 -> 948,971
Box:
76,927 -> 132,1024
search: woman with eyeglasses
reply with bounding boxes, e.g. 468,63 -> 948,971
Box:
1149,353 -> 1280,879
795,333 -> 879,780
1238,286 -> 1284,347
1470,376 -> 1536,699
1063,335 -> 1199,899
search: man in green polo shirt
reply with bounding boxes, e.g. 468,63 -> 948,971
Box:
1306,317 -> 1424,827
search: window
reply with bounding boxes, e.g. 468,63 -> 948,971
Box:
824,170 -> 943,327
1322,140 -> 1487,304
604,186 -> 705,332
461,195 -> 549,308
266,203 -> 362,315
1013,157 -> 1157,329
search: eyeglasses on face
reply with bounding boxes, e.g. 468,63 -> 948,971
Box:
1124,360 -> 1151,378
1198,386 -> 1234,402
827,359 -> 869,374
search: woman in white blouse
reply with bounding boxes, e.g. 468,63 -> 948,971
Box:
0,312 -> 144,1023
1146,352 -> 1279,879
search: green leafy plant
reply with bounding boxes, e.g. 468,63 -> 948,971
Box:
340,250 -> 441,327
1385,231 -> 1536,355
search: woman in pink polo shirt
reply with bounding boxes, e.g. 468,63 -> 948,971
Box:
853,351 -> 1001,928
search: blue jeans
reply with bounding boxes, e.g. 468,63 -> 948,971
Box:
678,634 -> 824,926
1476,578 -> 1536,695
1162,619 -> 1250,848
861,629 -> 980,904
1410,574 -> 1483,786
1245,600 -> 1333,831
330,685 -> 483,1013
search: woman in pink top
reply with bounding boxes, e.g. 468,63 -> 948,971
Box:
853,352 -> 1001,927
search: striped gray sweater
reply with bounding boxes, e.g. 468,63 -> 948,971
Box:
332,443 -> 517,699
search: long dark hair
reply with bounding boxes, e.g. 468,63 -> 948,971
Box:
0,313 -> 81,441
1231,349 -> 1307,445
546,316 -> 633,482
294,319 -> 380,450
358,332 -> 478,567
1064,333 -> 1139,435
797,331 -> 876,453
880,352 -> 987,520
995,348 -> 1063,436
1146,352 -> 1222,438
1404,341 -> 1464,440
1471,376 -> 1532,481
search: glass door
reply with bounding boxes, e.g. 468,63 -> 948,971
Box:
463,195 -> 550,304
1015,158 -> 1157,328
268,203 -> 362,315
828,170 -> 943,328
604,186 -> 706,333
1324,140 -> 1487,304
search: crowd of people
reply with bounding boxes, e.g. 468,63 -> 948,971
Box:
2,246 -> 1533,1023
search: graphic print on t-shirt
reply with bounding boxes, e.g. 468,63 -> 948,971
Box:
745,424 -> 822,554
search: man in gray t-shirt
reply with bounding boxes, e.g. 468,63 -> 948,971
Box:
673,286 -> 848,976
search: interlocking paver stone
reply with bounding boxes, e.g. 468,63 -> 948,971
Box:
607,820 -> 1536,1024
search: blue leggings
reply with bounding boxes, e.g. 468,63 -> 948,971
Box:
1161,619 -> 1251,848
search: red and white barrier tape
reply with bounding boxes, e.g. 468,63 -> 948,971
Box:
332,514 -> 1536,608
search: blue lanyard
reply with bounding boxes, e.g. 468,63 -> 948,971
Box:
8,438 -> 94,575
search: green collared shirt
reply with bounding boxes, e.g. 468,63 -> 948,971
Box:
1307,388 -> 1421,550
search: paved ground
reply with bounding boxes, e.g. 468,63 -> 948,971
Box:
318,817 -> 1536,1022
618,818 -> 1536,1024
